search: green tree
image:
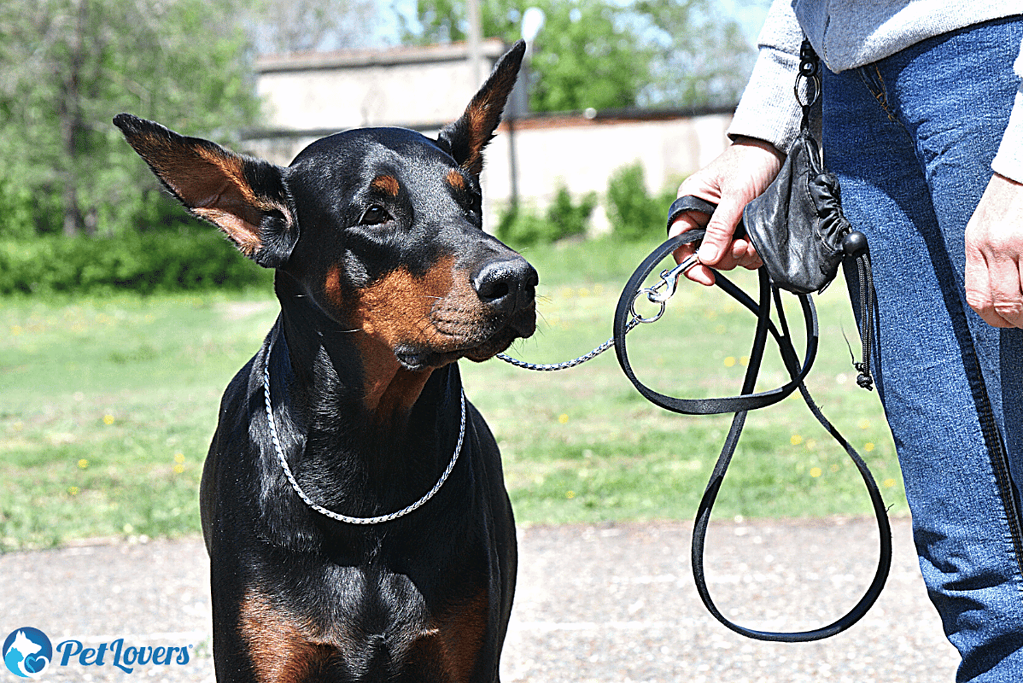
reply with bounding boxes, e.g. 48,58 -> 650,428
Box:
527,1 -> 651,112
398,0 -> 754,112
0,0 -> 261,238
248,0 -> 380,54
633,0 -> 755,108
400,0 -> 649,111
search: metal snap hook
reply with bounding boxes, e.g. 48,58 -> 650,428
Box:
630,254 -> 700,323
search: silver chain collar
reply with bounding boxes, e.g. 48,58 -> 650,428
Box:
262,338 -> 466,525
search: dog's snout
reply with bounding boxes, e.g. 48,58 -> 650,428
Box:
472,258 -> 538,313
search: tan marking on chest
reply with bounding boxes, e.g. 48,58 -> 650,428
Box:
238,589 -> 336,683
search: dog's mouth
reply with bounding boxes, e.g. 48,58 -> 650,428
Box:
393,306 -> 536,371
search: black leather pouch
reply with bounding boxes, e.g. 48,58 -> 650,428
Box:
742,129 -> 864,295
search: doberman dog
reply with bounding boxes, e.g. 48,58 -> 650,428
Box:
115,42 -> 535,682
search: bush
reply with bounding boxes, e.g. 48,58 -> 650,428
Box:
606,162 -> 678,242
546,186 -> 598,242
0,229 -> 271,295
496,185 -> 597,248
0,178 -> 61,239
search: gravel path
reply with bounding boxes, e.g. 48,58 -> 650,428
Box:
0,517 -> 959,682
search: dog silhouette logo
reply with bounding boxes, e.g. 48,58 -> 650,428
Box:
2,628 -> 52,678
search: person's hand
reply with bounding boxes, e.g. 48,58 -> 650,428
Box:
669,136 -> 785,286
965,172 -> 1023,328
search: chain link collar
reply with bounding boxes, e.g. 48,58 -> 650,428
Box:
263,338 -> 465,525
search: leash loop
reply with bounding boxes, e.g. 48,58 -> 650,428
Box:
611,210 -> 891,643
263,335 -> 465,525
497,193 -> 890,642
614,231 -> 819,415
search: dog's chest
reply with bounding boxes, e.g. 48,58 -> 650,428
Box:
240,566 -> 430,677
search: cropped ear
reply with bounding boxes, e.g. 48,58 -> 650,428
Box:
438,40 -> 525,177
113,113 -> 298,268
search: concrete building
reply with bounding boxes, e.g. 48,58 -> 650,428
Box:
246,39 -> 733,233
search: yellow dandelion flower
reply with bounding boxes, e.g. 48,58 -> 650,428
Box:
883,478 -> 897,488
723,356 -> 737,368
566,490 -> 576,499
790,434 -> 803,446
558,414 -> 569,424
103,414 -> 115,425
173,464 -> 185,474
864,442 -> 875,452
174,453 -> 185,464
77,459 -> 89,469
810,467 -> 823,478
68,486 -> 80,496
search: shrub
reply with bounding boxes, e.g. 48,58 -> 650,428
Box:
0,229 -> 271,295
496,185 -> 597,248
546,186 -> 598,242
0,178 -> 61,239
606,162 -> 678,242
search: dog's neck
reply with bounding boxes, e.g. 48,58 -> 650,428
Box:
267,274 -> 465,531
273,272 -> 445,426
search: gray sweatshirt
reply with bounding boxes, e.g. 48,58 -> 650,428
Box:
728,1 -> 1023,182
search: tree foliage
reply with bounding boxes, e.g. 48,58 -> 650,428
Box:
248,0 -> 380,54
633,0 -> 755,108
0,0 -> 261,238
399,0 -> 755,112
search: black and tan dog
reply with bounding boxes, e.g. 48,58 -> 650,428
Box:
115,42 -> 535,682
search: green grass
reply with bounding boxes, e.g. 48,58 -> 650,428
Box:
0,237 -> 905,550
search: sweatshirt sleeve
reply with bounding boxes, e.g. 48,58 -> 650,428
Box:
990,38 -> 1023,183
726,0 -> 805,152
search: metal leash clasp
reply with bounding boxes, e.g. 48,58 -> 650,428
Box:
630,253 -> 700,323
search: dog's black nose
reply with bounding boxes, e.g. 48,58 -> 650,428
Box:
473,258 -> 538,313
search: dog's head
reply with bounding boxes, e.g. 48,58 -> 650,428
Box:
115,41 -> 535,372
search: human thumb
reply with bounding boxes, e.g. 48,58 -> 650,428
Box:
697,198 -> 746,267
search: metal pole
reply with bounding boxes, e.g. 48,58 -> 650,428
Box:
467,0 -> 482,85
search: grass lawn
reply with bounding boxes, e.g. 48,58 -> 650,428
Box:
0,236 -> 904,550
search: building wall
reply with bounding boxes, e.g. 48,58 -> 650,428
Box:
482,113 -> 731,232
254,40 -> 508,136
248,41 -> 734,235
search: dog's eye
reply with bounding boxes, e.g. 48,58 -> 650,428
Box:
466,192 -> 482,217
359,205 -> 390,226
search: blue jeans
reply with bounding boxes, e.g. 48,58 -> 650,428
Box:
821,17 -> 1023,682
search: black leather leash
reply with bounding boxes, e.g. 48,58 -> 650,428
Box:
613,196 -> 892,642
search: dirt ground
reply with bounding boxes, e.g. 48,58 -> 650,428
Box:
0,516 -> 959,682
